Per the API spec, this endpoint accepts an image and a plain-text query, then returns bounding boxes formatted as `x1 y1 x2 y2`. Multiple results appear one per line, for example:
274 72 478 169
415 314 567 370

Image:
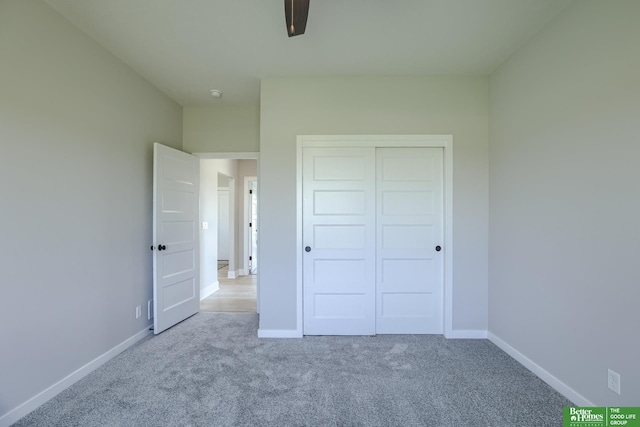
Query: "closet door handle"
158 244 167 251
305 246 311 252
435 246 441 252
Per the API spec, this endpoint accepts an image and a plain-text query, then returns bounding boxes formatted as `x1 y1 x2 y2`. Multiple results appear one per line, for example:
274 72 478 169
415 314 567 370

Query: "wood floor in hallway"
200 264 257 313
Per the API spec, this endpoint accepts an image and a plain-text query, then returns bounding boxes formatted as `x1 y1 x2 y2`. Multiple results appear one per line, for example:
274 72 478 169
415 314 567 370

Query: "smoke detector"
209 89 222 98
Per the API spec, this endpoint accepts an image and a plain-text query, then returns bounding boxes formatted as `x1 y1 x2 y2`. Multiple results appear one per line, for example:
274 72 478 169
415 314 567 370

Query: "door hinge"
249 256 252 261
249 189 253 194
249 222 252 227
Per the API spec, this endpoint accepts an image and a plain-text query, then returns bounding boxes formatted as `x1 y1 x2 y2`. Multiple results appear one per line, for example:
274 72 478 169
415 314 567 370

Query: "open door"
153 143 200 334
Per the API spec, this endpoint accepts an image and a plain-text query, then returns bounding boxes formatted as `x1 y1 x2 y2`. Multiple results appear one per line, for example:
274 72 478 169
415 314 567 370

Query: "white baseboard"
200 281 219 300
488 331 594 406
257 329 303 338
0 327 152 427
238 268 248 276
227 270 239 279
258 329 487 339
445 329 487 339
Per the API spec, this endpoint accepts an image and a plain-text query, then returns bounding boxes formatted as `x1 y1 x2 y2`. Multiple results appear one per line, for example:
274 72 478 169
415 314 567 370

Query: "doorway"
196 154 259 313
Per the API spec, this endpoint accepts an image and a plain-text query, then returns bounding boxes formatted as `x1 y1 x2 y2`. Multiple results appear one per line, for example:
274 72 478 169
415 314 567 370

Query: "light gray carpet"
14 313 570 426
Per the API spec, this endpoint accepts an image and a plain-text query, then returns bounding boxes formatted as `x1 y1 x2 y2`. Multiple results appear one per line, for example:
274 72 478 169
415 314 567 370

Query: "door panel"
382 225 432 249
313 294 369 318
314 259 366 286
381 293 434 317
153 143 200 334
313 191 366 215
381 259 435 292
303 147 376 335
162 278 196 310
376 148 443 334
313 155 368 180
381 156 433 181
382 191 433 216
314 225 366 249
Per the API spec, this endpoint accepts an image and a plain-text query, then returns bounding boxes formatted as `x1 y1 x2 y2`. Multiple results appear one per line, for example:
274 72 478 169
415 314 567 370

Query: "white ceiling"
44 0 573 108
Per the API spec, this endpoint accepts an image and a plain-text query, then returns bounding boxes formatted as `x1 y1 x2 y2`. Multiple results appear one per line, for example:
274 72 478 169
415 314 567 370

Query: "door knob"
305 246 311 252
435 246 441 252
158 244 167 251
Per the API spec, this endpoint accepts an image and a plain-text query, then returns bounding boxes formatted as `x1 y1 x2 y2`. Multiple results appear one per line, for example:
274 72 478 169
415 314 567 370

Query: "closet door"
302 147 376 335
376 148 444 334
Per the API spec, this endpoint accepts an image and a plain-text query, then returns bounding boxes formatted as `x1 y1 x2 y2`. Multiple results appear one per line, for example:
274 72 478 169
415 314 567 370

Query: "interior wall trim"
0 327 152 427
488 331 594 406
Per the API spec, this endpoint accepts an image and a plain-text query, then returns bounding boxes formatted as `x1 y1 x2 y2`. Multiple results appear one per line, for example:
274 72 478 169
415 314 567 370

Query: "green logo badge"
564 407 640 427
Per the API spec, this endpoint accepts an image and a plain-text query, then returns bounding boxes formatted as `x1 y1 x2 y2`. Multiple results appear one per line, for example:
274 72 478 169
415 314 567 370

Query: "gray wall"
183 106 260 153
489 0 640 405
259 76 489 333
0 0 182 418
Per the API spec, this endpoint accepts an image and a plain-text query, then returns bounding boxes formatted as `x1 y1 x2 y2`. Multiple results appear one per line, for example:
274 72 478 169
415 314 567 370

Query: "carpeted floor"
14 313 570 426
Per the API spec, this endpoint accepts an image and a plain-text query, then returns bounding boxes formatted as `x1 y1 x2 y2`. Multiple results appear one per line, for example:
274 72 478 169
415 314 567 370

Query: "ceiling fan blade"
284 0 310 37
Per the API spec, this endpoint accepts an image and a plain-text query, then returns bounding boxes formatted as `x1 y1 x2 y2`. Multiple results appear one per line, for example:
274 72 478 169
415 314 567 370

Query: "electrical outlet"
148 300 153 320
135 305 142 319
608 369 621 395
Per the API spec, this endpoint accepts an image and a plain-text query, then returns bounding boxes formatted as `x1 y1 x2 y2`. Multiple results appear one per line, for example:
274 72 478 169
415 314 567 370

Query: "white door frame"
244 176 258 276
296 135 454 337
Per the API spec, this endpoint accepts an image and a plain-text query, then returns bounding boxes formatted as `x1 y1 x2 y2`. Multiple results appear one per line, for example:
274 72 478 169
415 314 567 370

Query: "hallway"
200 265 257 313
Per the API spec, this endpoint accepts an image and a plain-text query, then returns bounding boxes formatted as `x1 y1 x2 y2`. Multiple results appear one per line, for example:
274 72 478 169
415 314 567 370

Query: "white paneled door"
303 145 444 335
303 147 376 335
153 143 200 334
376 148 443 334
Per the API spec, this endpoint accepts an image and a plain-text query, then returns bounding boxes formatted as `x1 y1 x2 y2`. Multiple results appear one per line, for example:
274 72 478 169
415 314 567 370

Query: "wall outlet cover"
608 369 621 395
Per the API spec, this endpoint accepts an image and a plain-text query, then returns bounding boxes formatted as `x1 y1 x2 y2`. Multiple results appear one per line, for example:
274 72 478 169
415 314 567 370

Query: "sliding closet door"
376 148 444 334
301 143 444 335
302 147 376 335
